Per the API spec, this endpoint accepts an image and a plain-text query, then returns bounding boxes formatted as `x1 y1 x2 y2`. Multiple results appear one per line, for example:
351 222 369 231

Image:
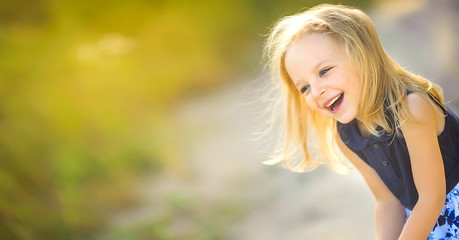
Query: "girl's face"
284 33 361 124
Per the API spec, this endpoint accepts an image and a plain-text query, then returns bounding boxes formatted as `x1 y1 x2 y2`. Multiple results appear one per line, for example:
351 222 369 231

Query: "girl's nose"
311 85 327 98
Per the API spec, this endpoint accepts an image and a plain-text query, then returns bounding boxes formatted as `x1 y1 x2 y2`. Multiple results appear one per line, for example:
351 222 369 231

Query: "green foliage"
0 0 375 239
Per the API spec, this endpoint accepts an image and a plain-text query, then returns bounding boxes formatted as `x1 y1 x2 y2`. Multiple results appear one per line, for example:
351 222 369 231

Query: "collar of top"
337 119 395 151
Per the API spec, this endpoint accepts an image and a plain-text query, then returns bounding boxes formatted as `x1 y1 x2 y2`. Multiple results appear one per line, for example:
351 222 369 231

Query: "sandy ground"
109 0 458 239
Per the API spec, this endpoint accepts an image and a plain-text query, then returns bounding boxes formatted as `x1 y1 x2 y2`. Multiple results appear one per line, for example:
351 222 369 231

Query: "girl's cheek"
305 96 318 112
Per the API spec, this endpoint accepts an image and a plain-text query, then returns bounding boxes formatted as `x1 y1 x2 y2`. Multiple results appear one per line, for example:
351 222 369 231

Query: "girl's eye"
300 85 310 94
319 67 332 77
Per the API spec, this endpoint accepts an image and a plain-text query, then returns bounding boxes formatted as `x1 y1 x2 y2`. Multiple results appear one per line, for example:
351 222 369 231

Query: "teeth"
326 94 342 108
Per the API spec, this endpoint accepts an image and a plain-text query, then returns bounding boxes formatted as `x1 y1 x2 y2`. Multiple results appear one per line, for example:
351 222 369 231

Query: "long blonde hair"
262 4 444 173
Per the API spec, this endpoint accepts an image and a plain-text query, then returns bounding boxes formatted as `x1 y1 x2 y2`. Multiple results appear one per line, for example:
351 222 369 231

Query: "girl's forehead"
285 33 343 69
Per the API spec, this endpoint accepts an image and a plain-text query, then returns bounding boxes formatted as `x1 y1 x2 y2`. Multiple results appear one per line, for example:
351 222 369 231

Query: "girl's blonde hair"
263 4 444 173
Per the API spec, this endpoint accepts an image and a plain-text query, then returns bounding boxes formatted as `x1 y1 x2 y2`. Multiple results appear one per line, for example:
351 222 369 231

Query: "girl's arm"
397 93 446 240
336 133 405 240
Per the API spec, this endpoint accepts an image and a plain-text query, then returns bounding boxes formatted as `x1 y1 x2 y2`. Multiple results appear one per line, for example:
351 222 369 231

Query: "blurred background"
0 0 457 239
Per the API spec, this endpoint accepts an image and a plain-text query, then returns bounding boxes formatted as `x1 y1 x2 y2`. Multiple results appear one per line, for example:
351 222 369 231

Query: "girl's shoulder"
403 92 445 136
405 92 435 118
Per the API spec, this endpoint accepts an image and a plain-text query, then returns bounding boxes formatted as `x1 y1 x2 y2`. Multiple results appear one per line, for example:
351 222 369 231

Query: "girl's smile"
324 93 343 112
284 33 362 124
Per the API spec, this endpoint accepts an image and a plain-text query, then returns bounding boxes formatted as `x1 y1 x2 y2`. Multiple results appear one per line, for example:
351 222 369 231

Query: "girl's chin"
334 113 356 124
336 118 353 124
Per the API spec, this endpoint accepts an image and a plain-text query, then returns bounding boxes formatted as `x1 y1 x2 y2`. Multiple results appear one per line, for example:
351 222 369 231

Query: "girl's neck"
356 120 371 137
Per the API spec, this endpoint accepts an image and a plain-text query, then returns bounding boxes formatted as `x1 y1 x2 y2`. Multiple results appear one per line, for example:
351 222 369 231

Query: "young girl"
263 4 459 240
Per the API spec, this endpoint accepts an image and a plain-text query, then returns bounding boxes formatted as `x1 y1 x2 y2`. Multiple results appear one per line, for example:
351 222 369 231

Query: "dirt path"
172 80 375 240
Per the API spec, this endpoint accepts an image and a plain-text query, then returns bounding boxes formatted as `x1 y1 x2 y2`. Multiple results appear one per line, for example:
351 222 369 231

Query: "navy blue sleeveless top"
337 103 459 210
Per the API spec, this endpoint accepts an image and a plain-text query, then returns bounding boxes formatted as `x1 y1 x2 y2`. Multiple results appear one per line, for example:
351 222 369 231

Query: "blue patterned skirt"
405 182 459 239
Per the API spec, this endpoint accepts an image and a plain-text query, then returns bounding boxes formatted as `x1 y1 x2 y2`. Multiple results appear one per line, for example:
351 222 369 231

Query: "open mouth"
325 94 343 112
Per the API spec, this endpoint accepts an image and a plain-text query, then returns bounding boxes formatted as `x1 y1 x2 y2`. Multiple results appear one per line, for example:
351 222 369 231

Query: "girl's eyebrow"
313 60 328 71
